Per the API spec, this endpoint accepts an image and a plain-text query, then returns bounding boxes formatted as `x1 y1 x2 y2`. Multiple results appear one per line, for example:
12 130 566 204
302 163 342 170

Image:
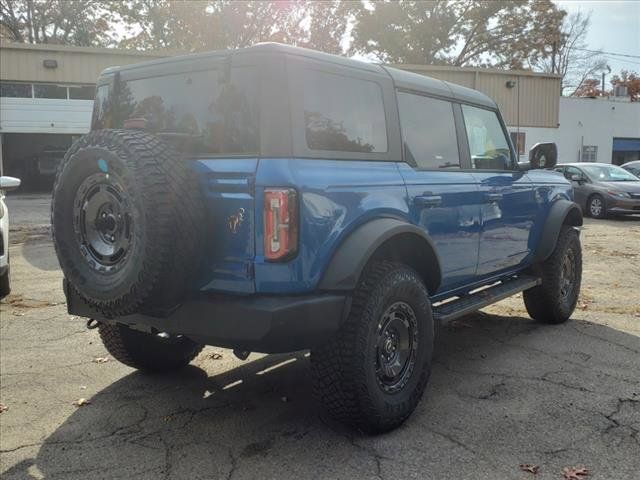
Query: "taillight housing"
263 188 298 261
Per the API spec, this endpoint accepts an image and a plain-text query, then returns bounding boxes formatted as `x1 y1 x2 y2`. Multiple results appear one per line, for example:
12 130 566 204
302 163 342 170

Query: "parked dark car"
53 43 583 433
622 160 640 179
555 163 640 218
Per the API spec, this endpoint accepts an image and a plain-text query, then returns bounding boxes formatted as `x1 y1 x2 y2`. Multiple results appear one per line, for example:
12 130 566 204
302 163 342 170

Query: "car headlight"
607 191 631 198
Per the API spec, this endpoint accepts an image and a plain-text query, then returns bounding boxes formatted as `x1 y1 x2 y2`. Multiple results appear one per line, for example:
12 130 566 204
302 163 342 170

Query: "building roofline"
391 63 562 79
0 40 166 57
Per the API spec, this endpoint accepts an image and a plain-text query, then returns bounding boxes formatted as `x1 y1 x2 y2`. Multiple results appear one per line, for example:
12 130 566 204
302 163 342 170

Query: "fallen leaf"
208 352 223 360
0 403 8 414
519 464 540 474
562 467 589 479
92 357 109 364
73 398 91 407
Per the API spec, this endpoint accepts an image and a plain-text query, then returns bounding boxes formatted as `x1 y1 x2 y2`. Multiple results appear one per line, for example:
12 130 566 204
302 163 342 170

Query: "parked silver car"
554 163 640 218
1 176 22 298
622 160 640 179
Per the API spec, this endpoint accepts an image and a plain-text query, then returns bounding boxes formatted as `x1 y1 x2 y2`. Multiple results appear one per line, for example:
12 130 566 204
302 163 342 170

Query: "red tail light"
263 188 298 261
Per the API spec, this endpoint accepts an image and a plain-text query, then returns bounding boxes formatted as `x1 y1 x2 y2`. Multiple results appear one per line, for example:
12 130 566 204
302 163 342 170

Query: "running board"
433 275 541 323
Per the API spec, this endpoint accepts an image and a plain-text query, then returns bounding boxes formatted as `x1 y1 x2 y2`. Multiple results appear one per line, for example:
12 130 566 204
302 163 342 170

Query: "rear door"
396 91 481 291
459 104 537 276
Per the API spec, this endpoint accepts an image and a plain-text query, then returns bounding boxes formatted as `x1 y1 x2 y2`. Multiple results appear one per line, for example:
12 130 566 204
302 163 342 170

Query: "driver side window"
461 105 513 170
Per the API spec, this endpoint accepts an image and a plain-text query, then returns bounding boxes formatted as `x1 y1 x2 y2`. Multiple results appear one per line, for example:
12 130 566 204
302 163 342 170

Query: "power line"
573 47 640 60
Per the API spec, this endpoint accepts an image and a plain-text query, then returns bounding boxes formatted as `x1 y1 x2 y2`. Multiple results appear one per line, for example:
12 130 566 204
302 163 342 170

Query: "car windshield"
580 164 639 182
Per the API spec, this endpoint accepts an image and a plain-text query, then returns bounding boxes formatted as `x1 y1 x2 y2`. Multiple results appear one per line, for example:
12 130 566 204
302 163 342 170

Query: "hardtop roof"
101 42 496 108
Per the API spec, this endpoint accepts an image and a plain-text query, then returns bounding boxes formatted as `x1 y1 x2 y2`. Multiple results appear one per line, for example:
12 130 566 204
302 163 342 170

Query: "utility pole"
601 65 611 96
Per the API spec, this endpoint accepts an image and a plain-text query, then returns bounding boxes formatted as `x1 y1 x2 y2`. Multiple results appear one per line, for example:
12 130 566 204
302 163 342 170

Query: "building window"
0 82 32 98
34 84 68 99
68 85 96 100
510 131 526 156
582 145 598 162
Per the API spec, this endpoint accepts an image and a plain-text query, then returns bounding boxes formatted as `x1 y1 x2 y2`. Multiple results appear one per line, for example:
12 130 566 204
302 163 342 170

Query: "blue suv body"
55 44 583 432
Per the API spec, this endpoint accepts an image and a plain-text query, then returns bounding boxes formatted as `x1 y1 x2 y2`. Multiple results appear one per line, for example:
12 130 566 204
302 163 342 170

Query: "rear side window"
303 70 387 153
95 67 259 155
397 92 459 169
461 105 512 170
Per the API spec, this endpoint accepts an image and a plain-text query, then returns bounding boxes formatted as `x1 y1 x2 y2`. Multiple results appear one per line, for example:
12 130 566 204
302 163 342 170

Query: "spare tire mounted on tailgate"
52 129 206 316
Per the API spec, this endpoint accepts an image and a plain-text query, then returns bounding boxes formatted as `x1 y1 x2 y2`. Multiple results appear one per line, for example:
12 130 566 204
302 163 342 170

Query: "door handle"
414 195 442 207
486 192 503 203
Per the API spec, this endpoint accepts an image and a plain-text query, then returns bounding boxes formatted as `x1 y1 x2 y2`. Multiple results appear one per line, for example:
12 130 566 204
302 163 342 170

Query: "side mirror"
0 176 21 192
570 174 584 183
528 142 557 169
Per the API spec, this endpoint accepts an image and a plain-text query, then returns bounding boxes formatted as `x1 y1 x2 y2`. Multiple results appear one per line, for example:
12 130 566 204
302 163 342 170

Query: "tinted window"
462 105 512 170
303 70 387 153
34 84 67 99
101 67 259 155
397 92 459 169
69 85 96 100
0 82 32 98
92 85 110 130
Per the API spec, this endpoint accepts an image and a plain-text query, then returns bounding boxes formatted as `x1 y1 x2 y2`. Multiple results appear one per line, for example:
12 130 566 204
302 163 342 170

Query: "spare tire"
52 129 206 316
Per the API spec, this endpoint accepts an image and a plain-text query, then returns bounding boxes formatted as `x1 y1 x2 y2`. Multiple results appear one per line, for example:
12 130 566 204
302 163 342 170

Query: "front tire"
98 323 203 372
312 261 434 433
587 194 606 218
523 226 582 324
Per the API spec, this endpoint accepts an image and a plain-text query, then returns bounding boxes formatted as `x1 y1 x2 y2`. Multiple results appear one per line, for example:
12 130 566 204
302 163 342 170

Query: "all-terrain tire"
98 323 203 372
523 226 582 324
51 129 207 316
312 261 434 434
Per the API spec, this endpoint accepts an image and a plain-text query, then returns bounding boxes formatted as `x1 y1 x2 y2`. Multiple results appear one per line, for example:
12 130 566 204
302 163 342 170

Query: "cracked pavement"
1 194 639 479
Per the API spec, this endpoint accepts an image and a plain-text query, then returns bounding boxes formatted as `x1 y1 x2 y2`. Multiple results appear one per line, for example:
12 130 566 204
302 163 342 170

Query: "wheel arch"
318 218 442 295
533 199 583 263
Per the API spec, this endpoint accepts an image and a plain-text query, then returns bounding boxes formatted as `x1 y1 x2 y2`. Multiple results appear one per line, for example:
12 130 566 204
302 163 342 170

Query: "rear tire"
312 261 434 433
98 323 203 372
0 265 10 299
523 226 582 324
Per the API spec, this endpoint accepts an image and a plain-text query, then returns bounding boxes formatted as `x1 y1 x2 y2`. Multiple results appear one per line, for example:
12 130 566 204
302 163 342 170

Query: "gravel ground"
1 194 639 480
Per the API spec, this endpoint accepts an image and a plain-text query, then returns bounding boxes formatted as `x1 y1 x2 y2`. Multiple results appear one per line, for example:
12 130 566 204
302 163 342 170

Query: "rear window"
93 67 259 155
303 70 387 153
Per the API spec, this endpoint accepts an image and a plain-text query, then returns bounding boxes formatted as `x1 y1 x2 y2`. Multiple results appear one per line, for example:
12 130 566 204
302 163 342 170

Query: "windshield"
580 164 639 182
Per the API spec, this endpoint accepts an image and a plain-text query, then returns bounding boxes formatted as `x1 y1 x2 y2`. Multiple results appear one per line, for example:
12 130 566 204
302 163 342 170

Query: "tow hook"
233 349 250 360
86 319 99 330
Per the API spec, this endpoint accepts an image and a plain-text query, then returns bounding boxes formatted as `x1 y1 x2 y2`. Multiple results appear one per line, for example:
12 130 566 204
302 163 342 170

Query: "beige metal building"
0 41 561 186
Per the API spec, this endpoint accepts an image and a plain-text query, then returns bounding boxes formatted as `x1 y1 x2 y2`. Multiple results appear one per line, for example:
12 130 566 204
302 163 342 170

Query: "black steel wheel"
524 225 582 324
312 261 434 434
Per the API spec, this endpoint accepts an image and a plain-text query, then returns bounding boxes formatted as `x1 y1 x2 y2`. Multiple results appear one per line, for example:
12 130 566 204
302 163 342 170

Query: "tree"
0 0 115 46
611 70 640 102
348 0 565 69
572 78 604 98
535 10 607 96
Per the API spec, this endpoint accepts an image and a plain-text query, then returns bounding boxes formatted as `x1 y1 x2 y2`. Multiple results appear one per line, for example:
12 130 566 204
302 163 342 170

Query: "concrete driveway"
1 195 639 479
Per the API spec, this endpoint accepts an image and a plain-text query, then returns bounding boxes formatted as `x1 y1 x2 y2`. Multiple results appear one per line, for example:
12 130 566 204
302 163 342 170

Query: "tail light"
263 188 298 261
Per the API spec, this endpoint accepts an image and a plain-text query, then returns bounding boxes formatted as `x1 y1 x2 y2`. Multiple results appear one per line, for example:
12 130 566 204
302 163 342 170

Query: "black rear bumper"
64 280 348 353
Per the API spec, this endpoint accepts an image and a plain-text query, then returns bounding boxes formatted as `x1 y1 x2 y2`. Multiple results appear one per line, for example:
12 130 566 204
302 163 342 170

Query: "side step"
433 275 541 323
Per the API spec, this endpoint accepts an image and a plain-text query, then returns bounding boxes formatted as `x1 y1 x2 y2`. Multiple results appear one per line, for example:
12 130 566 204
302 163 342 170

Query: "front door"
459 104 537 276
396 91 481 292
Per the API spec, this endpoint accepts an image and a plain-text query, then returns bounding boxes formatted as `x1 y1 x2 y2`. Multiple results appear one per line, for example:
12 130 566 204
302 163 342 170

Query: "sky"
554 0 640 75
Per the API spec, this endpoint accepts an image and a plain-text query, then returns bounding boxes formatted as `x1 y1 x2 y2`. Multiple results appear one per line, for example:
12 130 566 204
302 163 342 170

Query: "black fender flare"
533 199 583 263
318 218 442 293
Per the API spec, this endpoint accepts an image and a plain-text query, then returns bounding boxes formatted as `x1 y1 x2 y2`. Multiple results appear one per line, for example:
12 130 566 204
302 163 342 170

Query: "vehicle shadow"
3 312 639 480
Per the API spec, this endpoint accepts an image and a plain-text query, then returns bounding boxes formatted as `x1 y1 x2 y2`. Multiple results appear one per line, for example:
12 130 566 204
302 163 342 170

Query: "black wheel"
0 265 10 299
51 130 206 316
98 323 203 372
523 226 582 324
312 261 434 433
587 194 606 218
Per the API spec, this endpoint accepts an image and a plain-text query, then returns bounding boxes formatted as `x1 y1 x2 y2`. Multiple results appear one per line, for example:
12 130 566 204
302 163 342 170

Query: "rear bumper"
64 280 348 353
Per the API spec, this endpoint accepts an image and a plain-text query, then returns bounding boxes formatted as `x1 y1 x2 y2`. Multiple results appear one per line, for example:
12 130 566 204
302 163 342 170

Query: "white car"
1 176 21 298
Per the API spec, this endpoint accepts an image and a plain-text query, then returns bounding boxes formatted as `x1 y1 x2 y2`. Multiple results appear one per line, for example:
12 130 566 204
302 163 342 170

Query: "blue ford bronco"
52 43 583 433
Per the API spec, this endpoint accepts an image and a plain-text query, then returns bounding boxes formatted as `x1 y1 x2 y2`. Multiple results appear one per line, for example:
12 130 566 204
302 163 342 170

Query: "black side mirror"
528 142 557 169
